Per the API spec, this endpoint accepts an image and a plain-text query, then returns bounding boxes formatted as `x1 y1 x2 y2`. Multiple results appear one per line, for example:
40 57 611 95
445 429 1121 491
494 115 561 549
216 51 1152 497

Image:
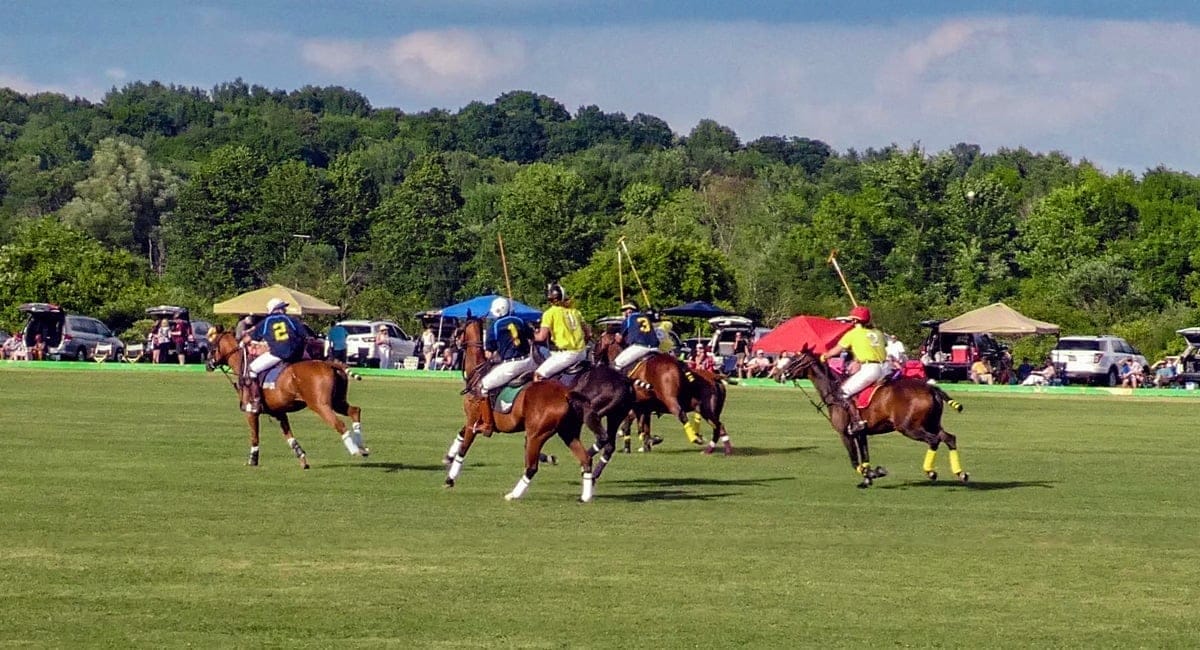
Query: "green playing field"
1 369 1197 647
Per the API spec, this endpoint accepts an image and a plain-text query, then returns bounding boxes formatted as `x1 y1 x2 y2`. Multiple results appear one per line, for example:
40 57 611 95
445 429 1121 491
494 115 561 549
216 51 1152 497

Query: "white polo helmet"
266 297 288 313
489 297 511 319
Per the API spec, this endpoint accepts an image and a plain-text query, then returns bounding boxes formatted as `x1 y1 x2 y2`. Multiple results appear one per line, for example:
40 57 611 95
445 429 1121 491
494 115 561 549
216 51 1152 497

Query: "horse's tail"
931 385 964 413
326 359 363 381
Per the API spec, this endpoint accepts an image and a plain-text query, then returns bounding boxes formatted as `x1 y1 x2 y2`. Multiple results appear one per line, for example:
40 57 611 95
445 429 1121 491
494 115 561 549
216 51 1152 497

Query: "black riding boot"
244 377 262 414
844 398 866 433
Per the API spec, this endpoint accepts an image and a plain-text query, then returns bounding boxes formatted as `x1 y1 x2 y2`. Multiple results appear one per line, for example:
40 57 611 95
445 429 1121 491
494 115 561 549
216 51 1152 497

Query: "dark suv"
918 320 1007 381
146 306 211 363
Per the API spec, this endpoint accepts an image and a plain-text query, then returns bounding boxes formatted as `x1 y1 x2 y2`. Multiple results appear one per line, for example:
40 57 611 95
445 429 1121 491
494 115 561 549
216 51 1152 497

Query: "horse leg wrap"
288 438 305 460
350 422 364 450
683 413 703 443
949 450 963 475
445 434 464 462
341 432 360 455
248 446 260 466
923 449 938 473
448 455 465 481
580 472 594 503
505 475 531 501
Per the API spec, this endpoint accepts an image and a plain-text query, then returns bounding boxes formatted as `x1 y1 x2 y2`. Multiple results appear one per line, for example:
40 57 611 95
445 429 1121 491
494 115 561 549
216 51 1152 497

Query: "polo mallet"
618 237 652 309
827 250 859 307
497 232 514 301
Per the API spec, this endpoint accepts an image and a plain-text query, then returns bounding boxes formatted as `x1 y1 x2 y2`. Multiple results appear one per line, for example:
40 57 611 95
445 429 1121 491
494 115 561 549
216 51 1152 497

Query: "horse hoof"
957 472 970 483
926 471 938 481
504 492 519 501
547 455 558 466
857 479 872 489
702 445 715 456
874 466 888 478
444 478 455 488
723 442 734 456
360 448 370 458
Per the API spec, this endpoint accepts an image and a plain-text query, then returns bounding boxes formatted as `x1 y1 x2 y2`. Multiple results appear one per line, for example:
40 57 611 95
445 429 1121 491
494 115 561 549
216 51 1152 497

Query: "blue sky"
4 1 1200 173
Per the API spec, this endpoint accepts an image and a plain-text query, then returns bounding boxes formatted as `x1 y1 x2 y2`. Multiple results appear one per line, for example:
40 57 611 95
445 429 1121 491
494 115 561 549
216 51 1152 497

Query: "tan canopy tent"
212 284 341 316
937 302 1059 336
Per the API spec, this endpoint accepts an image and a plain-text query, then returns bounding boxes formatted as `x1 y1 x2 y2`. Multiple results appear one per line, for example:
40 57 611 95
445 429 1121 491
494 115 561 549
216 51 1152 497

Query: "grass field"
2 369 1199 648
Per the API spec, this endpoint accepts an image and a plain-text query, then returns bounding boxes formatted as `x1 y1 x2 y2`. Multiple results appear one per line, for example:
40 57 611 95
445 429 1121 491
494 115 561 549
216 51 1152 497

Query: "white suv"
336 320 416 367
1050 335 1148 386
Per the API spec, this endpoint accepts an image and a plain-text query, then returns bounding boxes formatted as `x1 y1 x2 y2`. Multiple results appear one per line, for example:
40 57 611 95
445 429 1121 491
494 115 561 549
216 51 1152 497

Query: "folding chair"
93 343 114 363
123 343 145 363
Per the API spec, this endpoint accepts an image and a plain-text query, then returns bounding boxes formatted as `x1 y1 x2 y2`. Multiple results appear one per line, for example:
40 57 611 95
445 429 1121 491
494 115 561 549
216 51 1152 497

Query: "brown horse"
780 346 966 488
594 331 733 455
207 329 367 468
442 316 597 502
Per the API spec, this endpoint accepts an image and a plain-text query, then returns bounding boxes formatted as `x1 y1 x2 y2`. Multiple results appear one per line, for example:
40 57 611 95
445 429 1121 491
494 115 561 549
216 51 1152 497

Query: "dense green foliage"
3 81 1200 358
4 369 1200 646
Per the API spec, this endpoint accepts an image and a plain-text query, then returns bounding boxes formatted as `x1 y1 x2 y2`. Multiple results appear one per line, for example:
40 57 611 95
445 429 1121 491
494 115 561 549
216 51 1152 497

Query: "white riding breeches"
536 348 587 379
841 362 886 398
613 345 658 372
482 356 537 392
249 351 282 377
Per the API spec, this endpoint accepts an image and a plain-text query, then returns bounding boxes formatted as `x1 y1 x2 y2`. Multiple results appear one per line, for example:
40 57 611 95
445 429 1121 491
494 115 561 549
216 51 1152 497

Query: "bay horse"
207 328 367 468
441 316 600 502
593 331 733 455
780 346 966 488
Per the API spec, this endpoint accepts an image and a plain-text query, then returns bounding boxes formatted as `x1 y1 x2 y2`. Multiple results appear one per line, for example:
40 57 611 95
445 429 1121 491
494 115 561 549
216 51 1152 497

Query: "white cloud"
105 68 127 81
301 29 527 94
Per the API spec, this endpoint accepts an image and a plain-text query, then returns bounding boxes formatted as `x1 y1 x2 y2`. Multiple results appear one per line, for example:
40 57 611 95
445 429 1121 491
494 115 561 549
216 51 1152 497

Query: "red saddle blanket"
854 384 880 410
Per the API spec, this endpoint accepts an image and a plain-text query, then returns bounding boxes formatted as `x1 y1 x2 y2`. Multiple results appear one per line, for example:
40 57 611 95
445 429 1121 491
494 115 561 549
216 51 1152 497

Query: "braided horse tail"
930 384 963 413
326 359 363 381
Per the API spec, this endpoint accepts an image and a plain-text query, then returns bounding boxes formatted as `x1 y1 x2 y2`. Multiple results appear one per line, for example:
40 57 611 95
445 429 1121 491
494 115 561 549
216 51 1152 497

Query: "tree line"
2 79 1200 361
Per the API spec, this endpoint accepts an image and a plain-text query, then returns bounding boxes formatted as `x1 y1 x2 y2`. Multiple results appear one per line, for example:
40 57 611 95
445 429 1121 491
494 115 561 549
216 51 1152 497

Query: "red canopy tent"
753 316 853 355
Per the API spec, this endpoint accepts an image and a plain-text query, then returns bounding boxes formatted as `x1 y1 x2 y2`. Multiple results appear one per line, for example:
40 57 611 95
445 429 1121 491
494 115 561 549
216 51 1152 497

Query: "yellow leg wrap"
856 462 872 475
949 450 963 475
683 412 702 443
923 449 937 473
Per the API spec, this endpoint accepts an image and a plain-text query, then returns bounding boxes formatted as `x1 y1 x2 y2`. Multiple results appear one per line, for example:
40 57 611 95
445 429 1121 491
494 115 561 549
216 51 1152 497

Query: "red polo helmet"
849 305 871 323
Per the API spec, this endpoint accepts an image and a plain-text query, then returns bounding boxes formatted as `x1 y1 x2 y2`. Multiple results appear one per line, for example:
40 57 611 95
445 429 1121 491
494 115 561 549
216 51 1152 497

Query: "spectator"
376 325 393 369
1121 357 1144 388
769 351 793 380
1021 358 1057 386
2 332 24 360
689 343 715 372
30 332 46 361
732 332 749 374
745 349 772 378
327 322 348 363
970 358 994 385
151 318 170 363
440 344 457 371
1152 358 1179 388
1016 357 1033 382
420 325 437 370
885 333 907 367
170 313 191 365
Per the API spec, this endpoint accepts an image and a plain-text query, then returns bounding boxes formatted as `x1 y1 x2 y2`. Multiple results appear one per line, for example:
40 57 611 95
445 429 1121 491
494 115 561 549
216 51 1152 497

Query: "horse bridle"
783 353 839 423
206 332 245 392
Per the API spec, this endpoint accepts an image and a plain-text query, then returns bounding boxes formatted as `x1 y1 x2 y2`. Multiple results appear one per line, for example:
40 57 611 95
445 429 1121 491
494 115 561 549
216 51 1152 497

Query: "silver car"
19 303 126 361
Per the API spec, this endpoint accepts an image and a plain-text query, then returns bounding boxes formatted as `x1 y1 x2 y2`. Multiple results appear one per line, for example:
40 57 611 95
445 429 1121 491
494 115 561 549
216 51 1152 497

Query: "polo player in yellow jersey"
821 304 887 433
533 283 589 381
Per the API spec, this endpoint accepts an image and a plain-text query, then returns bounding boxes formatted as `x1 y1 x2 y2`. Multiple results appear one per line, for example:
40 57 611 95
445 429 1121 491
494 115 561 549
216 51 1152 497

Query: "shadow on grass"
607 475 794 489
599 490 741 503
876 479 1057 491
316 461 452 473
649 445 816 456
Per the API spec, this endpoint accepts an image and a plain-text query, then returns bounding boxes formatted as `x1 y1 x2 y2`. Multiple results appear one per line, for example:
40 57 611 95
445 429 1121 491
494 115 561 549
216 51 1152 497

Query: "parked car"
1049 335 1148 386
335 320 416 367
19 302 125 361
1175 328 1200 385
145 305 211 363
918 320 1007 381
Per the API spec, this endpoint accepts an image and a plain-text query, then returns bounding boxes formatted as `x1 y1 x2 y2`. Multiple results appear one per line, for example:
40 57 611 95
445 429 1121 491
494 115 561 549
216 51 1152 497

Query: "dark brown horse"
442 316 597 502
207 329 366 468
593 331 733 455
780 347 966 488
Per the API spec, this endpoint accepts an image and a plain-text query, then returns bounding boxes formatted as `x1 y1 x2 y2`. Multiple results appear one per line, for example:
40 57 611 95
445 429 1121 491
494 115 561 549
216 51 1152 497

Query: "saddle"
492 382 527 414
851 375 893 409
549 360 591 388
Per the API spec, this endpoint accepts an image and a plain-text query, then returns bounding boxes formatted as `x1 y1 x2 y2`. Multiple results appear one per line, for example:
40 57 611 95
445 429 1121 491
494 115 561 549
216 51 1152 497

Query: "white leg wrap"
448 455 465 481
341 432 360 455
505 476 531 501
446 435 463 459
581 472 594 502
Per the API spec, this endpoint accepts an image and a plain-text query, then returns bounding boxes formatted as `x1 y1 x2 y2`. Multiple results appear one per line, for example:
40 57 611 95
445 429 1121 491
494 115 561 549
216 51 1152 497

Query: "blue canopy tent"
436 295 542 322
